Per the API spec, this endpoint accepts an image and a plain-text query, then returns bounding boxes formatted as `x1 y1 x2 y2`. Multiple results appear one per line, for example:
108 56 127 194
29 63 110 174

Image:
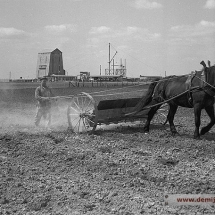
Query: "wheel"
152 104 169 125
67 92 98 133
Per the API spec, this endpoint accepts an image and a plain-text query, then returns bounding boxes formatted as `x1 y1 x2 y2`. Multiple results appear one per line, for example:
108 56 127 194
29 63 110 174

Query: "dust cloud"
0 100 70 134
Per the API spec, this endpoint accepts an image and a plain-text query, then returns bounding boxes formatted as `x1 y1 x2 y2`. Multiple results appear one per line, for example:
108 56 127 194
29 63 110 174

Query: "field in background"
0 82 149 103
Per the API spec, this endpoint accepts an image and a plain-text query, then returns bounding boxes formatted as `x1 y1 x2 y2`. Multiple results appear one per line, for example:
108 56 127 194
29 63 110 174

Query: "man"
35 77 54 127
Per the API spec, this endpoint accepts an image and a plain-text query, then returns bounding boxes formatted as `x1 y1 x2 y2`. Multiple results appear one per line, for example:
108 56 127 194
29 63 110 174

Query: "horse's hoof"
172 132 179 137
200 130 207 135
143 128 149 133
194 136 201 140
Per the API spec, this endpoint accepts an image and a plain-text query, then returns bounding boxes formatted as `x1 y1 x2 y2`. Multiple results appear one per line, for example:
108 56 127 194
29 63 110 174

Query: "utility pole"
109 43 111 75
113 59 114 75
100 65 101 75
108 43 117 76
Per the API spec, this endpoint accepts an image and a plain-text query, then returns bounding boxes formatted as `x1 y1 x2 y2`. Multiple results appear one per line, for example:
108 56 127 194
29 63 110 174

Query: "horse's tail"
125 80 159 116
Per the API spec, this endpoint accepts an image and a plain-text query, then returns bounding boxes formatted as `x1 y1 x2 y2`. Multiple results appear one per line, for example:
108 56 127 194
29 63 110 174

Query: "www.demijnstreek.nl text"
164 194 215 206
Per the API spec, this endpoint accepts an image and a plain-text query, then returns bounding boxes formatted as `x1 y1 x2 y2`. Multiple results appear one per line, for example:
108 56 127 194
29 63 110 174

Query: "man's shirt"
35 86 53 108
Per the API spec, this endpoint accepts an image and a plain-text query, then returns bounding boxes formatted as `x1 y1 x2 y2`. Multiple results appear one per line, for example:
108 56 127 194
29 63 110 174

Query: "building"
140 75 162 82
47 74 77 82
36 48 65 78
90 75 123 82
105 59 127 78
80 71 90 81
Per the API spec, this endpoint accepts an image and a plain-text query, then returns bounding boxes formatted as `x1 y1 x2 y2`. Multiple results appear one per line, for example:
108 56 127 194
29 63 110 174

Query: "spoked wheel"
152 104 169 125
67 92 98 134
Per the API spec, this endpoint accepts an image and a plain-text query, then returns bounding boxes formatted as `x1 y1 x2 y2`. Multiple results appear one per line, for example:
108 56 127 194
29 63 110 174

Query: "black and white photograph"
0 0 215 214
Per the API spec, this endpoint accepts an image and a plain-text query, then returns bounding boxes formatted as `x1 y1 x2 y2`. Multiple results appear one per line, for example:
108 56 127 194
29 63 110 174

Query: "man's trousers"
35 106 51 127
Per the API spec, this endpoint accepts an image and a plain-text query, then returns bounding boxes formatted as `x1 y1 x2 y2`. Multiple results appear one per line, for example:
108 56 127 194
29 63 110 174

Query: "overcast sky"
0 0 215 79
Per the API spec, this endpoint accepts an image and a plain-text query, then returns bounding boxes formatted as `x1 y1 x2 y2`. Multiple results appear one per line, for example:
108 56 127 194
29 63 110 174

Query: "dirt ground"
0 87 215 215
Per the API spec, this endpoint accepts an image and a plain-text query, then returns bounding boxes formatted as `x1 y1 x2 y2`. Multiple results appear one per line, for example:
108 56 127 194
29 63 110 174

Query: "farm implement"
67 91 168 134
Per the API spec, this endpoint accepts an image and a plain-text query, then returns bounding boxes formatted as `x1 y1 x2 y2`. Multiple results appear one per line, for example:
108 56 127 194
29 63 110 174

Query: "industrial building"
36 48 65 78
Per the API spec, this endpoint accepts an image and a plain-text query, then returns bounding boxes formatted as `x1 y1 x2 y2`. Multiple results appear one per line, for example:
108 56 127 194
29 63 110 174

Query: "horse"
129 61 215 139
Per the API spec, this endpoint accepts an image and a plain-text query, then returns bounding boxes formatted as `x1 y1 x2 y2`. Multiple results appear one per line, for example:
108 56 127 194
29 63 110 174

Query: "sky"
0 0 215 79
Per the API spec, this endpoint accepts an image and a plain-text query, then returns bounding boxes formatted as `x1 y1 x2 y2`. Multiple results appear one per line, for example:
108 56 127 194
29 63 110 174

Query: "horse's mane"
161 75 186 82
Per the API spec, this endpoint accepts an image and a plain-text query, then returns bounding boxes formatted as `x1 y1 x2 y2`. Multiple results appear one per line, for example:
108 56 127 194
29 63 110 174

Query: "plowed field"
0 85 215 215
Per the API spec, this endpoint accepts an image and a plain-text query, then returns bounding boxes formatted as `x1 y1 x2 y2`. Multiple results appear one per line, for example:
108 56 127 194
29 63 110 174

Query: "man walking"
35 77 54 128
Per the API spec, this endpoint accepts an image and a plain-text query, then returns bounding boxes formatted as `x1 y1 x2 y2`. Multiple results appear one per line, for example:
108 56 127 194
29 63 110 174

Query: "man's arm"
35 87 41 101
35 87 49 101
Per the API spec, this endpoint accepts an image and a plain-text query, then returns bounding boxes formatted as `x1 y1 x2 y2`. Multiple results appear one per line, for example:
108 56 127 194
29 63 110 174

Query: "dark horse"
130 61 215 139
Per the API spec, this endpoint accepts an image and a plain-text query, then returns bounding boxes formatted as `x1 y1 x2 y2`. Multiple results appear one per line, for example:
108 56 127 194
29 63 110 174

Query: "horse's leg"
200 105 215 135
168 104 178 136
193 104 202 139
143 105 161 133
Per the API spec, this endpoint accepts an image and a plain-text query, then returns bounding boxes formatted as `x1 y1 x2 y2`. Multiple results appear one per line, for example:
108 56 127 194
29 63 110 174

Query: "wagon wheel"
67 92 98 133
152 104 169 125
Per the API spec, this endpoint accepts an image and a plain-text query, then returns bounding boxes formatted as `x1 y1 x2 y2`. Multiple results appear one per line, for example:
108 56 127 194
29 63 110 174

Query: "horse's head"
201 60 215 87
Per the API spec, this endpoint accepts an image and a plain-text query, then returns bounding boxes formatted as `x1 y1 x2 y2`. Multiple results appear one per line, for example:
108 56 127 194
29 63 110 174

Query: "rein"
195 76 215 91
125 86 201 116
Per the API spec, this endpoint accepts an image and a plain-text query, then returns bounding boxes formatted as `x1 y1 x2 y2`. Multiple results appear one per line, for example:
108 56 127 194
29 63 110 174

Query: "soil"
0 86 215 215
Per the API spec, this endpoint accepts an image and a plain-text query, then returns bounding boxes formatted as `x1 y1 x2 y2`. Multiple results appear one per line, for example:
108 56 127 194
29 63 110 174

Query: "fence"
0 79 10 83
68 80 143 88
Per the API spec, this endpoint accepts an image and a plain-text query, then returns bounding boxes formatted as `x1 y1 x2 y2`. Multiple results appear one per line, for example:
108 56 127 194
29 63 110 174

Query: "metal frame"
67 92 170 133
67 92 98 133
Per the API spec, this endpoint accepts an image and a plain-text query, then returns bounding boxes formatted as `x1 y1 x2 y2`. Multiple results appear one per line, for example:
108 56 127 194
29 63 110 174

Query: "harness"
152 76 177 103
185 71 196 107
151 72 205 108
